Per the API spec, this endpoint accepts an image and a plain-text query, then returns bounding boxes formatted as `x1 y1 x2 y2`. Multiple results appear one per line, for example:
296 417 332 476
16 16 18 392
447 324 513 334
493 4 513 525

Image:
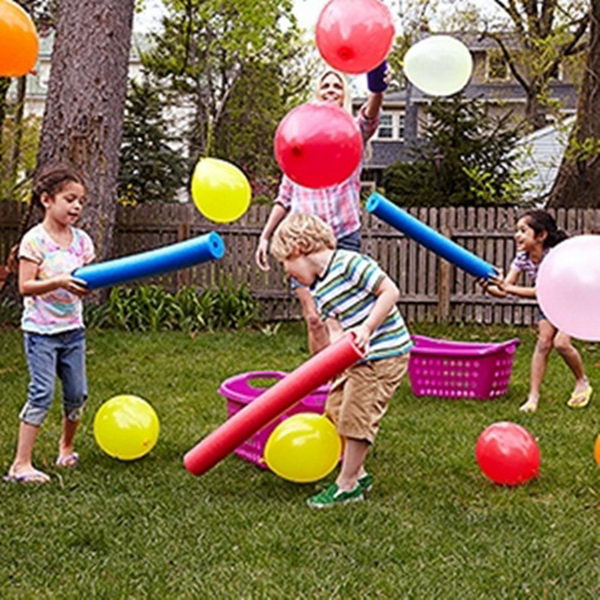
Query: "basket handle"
242 371 287 388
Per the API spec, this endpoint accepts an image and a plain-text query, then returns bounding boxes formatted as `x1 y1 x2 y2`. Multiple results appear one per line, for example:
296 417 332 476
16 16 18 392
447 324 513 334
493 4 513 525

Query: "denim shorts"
20 328 88 426
290 230 361 290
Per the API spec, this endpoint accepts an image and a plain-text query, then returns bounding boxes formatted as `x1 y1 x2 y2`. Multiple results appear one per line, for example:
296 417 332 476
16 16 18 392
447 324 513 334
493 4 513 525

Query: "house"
355 33 578 186
512 116 574 202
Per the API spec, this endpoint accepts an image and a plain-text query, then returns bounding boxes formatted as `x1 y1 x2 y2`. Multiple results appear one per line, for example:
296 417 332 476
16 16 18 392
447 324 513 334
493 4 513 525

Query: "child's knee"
535 335 554 354
553 336 572 354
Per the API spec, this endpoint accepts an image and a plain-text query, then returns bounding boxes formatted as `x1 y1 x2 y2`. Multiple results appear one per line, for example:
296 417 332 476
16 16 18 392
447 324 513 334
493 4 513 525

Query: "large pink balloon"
536 235 600 341
475 422 540 486
316 0 395 74
274 102 363 189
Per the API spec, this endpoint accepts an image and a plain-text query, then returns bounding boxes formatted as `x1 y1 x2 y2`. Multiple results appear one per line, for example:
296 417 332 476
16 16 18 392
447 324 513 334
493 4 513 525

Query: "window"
376 111 405 141
487 51 509 81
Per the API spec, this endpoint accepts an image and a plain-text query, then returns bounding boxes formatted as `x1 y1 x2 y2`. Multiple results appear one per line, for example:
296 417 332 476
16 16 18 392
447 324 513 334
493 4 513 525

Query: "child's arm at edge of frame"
350 275 400 350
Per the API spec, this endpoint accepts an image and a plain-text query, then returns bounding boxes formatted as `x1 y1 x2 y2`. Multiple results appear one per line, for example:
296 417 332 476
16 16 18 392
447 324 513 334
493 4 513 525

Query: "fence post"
176 222 191 290
436 211 451 322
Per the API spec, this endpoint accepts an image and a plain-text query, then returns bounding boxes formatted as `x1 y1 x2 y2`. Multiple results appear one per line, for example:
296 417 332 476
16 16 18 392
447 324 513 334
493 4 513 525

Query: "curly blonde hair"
270 213 336 261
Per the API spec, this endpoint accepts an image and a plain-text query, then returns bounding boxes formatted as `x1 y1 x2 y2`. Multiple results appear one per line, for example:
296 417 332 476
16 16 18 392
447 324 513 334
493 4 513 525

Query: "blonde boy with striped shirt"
270 213 412 508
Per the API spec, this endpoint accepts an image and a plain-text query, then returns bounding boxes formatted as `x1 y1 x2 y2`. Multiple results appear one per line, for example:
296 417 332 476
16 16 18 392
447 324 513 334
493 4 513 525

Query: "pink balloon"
274 102 363 189
316 0 395 74
475 422 540 486
536 235 600 341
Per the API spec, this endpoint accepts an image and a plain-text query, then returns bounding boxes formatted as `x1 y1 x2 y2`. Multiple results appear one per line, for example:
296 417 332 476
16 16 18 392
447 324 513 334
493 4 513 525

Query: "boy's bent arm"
352 276 400 349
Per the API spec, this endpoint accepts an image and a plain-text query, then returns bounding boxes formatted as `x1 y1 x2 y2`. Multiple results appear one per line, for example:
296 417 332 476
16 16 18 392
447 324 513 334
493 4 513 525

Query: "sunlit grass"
1 322 598 598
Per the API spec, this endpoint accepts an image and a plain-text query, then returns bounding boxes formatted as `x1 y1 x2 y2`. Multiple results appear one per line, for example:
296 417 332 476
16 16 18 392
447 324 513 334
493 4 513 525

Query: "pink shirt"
275 106 379 239
20 224 95 334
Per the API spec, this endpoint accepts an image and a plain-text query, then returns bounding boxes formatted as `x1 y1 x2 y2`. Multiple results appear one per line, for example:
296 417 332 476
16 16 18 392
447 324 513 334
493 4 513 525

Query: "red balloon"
274 102 363 189
316 0 395 74
475 422 540 486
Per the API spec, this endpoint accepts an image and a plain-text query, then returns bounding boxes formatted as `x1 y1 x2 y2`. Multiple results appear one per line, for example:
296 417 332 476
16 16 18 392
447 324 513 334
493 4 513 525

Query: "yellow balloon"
594 435 600 466
264 413 342 483
403 35 473 96
93 395 160 461
191 157 251 223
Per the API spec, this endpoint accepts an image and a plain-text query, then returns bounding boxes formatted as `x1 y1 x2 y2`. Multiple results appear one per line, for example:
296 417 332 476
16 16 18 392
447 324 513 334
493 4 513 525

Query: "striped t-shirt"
311 250 413 361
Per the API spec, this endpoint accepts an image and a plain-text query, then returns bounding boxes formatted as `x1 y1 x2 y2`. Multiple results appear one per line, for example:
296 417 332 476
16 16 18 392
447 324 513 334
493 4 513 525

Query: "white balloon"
404 35 473 96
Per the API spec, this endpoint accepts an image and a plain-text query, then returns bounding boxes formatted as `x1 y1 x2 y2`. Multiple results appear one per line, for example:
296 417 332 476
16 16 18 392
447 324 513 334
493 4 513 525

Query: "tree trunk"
37 0 135 259
547 4 600 208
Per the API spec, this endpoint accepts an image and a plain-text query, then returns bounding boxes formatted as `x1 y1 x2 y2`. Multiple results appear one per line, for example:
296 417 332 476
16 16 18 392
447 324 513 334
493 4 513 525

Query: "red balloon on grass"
475 422 540 486
316 0 395 74
274 102 363 189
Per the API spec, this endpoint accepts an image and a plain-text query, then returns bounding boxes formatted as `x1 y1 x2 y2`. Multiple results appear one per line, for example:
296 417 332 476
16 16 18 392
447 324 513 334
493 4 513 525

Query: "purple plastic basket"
218 371 330 469
408 335 521 400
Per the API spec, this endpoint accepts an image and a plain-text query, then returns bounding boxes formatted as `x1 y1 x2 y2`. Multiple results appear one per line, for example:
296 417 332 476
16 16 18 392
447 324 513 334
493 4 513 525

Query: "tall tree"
37 0 135 259
118 78 187 203
143 0 311 192
547 1 600 208
474 0 589 130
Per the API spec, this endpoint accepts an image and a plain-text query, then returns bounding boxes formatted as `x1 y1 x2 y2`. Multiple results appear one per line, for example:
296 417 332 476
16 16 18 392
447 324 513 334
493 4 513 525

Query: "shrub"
84 281 258 332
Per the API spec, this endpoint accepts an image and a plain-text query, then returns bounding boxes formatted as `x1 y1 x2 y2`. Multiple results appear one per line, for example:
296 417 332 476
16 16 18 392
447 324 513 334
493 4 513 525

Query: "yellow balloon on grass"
403 35 473 96
191 157 251 223
264 413 342 483
93 395 160 461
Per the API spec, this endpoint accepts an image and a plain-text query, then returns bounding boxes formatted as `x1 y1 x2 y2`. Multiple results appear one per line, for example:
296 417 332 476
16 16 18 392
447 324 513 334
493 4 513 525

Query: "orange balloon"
0 0 39 77
594 435 600 466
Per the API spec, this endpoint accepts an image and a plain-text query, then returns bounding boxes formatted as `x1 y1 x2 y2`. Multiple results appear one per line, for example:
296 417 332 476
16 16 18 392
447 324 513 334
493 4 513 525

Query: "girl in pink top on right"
483 209 592 413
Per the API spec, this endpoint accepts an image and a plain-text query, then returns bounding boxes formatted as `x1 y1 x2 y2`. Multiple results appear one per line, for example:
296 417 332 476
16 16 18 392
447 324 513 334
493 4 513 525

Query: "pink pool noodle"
183 334 364 476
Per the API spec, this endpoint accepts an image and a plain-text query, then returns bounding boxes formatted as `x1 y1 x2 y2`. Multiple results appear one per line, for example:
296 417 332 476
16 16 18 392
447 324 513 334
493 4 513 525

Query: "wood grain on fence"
2 201 599 324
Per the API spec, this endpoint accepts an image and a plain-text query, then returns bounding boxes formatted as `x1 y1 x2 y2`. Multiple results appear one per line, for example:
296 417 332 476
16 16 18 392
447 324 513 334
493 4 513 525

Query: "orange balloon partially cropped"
594 435 600 466
0 0 39 77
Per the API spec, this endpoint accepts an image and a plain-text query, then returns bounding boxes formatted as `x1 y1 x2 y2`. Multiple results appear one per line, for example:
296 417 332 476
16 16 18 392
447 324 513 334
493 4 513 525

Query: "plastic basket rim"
410 334 521 358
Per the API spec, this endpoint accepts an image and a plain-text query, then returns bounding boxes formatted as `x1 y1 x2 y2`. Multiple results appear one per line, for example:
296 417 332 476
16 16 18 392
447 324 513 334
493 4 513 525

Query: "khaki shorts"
325 353 410 444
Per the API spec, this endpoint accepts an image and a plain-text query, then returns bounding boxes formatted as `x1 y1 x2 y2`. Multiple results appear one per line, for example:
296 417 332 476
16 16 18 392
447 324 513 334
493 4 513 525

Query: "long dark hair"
519 209 568 248
6 163 86 274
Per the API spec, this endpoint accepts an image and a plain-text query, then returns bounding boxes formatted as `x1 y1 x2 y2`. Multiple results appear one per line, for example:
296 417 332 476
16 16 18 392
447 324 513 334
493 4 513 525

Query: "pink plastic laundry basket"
408 335 521 400
218 371 330 469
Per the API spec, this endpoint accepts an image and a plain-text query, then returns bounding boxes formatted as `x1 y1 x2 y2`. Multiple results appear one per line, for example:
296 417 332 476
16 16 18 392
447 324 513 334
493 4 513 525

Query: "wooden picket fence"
2 200 599 324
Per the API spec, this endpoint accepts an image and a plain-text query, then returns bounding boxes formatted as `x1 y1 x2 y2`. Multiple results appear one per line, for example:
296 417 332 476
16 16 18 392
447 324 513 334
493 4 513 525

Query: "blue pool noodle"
365 193 497 279
73 232 226 290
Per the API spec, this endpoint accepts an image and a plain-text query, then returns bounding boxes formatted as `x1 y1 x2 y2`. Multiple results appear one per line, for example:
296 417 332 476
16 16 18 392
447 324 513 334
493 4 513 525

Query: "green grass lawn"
1 322 598 599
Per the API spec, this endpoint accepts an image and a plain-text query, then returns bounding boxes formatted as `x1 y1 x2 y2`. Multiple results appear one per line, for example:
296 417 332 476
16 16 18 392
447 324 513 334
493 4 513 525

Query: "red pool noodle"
183 334 364 476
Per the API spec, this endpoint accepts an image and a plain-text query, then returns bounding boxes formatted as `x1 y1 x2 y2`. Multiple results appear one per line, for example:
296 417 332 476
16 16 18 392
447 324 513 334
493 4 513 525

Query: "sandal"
519 398 538 413
3 468 50 484
567 386 592 409
55 452 79 468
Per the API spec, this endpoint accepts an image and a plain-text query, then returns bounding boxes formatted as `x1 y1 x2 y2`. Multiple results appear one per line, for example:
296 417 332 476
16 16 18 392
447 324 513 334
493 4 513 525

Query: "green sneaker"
358 473 373 493
306 483 364 509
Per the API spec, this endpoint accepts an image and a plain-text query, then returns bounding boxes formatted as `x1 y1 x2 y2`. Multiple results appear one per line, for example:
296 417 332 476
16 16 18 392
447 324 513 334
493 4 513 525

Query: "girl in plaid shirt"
256 63 389 354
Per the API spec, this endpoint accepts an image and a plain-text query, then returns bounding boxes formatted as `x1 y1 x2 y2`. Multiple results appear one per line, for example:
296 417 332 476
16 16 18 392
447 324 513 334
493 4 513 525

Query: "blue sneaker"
306 483 364 508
